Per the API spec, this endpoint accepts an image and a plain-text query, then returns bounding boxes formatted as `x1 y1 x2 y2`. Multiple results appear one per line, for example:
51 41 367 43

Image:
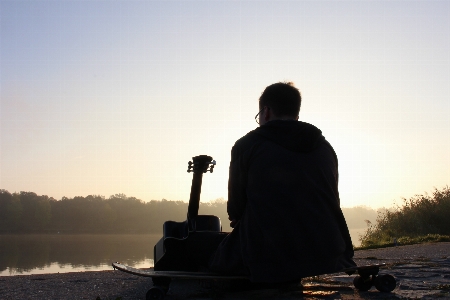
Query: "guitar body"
153 155 228 272
154 229 228 271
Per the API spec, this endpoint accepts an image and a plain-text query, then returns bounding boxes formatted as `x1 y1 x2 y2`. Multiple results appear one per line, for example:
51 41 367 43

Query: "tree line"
0 189 380 235
0 190 231 234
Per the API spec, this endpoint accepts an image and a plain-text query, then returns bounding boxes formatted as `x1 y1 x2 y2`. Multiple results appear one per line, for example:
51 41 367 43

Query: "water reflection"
0 234 160 276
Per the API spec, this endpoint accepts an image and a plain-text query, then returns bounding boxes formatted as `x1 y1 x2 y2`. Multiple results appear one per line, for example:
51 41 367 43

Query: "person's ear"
264 107 271 122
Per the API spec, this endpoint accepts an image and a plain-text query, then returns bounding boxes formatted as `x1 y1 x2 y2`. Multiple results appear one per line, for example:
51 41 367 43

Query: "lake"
0 234 161 276
0 229 364 276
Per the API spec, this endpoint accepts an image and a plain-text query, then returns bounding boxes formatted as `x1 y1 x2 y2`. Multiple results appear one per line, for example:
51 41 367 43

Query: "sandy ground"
1 242 449 299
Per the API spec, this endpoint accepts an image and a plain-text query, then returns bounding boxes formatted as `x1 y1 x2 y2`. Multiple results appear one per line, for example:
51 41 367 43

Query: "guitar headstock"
187 155 216 173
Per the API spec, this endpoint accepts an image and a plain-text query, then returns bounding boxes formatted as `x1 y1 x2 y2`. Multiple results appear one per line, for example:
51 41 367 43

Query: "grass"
355 234 450 250
356 186 450 250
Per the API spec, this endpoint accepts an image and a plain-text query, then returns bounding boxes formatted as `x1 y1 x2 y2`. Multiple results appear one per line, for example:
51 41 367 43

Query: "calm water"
0 234 161 276
1 229 364 277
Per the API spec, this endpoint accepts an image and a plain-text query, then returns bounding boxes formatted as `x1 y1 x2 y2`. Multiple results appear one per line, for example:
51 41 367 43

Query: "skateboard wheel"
353 275 373 291
374 274 396 292
146 286 165 300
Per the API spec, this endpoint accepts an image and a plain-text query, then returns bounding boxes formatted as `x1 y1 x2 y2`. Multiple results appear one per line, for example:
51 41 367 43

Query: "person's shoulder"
232 129 264 152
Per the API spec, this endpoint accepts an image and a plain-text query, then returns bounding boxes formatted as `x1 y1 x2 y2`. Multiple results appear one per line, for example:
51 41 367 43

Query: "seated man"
209 82 356 283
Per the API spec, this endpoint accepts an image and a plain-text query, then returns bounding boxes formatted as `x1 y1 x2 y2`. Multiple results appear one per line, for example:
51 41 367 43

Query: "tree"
0 190 23 232
34 197 51 230
7 194 23 232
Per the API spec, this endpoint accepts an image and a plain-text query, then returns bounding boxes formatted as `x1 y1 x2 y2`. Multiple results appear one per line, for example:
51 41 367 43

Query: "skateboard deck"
112 262 248 280
112 261 386 279
112 261 395 299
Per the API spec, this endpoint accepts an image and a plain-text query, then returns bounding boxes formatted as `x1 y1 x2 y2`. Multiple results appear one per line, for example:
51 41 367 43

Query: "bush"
359 186 450 248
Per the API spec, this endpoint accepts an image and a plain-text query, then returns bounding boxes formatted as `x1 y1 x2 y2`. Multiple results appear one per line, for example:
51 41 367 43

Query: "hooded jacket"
209 120 355 282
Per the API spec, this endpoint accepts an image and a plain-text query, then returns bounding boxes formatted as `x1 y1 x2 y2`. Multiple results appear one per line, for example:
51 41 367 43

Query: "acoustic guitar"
153 155 228 272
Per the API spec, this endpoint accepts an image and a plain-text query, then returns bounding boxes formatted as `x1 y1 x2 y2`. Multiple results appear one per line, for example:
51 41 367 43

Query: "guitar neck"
187 171 203 221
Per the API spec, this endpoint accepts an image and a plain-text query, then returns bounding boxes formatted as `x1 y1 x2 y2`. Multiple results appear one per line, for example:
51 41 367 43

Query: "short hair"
259 82 301 118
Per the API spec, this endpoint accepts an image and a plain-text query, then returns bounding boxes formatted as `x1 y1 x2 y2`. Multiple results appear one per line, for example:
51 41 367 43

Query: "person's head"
257 82 301 126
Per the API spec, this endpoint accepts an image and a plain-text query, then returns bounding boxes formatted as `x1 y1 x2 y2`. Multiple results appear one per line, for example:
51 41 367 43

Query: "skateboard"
112 262 396 299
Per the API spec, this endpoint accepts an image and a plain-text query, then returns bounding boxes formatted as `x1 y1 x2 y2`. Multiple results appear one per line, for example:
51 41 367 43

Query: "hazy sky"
1 0 449 209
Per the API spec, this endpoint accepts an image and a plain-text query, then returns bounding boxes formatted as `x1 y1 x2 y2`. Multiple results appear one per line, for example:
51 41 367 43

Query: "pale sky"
1 0 449 209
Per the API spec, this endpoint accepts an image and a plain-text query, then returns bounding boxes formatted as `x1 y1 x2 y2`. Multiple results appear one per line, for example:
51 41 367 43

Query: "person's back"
209 82 355 283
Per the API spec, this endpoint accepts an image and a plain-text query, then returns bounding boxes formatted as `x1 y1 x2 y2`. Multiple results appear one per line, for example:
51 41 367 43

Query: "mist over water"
0 234 159 276
0 206 376 276
0 229 368 276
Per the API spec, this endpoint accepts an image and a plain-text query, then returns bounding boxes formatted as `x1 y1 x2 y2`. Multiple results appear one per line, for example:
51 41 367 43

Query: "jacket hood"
253 120 324 152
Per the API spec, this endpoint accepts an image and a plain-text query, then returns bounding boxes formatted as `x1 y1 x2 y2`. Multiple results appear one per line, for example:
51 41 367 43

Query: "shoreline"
1 242 449 299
